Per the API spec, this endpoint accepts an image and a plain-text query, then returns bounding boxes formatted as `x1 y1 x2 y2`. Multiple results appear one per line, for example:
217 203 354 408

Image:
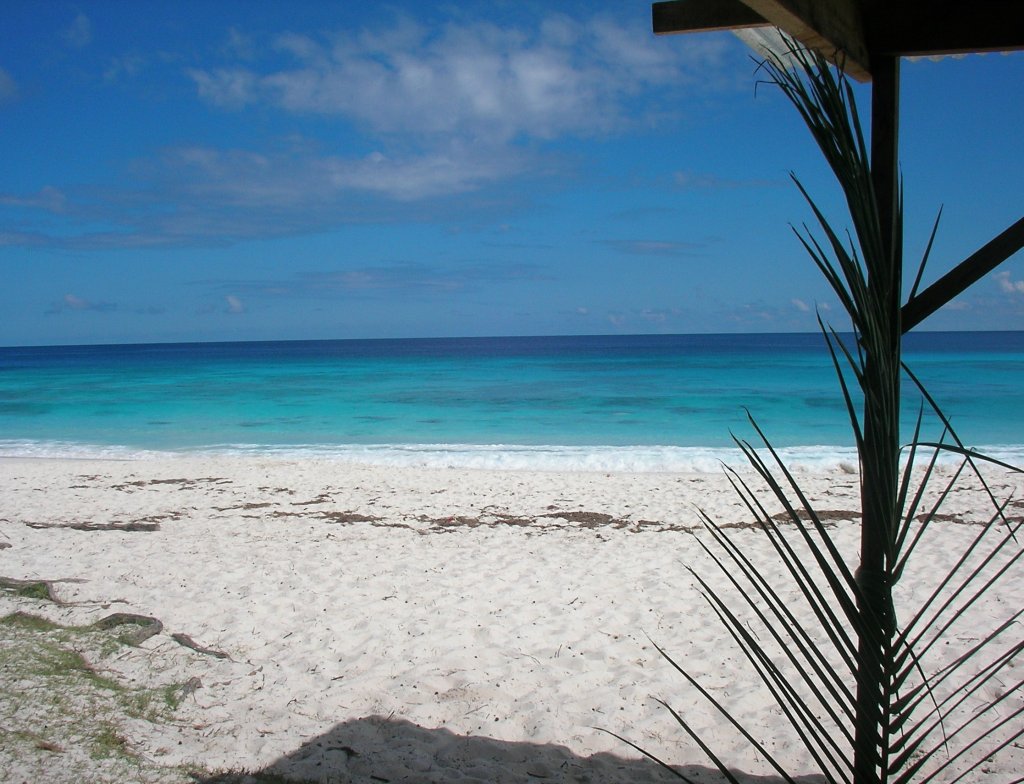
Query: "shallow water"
2 332 1022 471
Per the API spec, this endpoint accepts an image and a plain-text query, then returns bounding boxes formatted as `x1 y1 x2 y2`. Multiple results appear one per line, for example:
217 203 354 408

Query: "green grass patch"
15 582 53 600
0 578 57 602
0 609 62 632
91 722 132 761
0 609 314 782
0 611 195 782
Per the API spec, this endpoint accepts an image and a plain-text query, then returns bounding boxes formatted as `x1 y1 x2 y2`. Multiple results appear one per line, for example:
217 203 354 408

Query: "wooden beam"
652 0 871 80
653 0 1024 80
738 0 870 81
867 1 1024 57
652 0 766 35
901 217 1024 333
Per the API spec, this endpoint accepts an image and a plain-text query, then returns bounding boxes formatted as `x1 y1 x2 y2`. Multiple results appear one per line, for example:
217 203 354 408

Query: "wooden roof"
653 0 1024 81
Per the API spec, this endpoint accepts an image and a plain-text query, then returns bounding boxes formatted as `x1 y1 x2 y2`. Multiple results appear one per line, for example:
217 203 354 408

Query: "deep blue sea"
1 332 1023 472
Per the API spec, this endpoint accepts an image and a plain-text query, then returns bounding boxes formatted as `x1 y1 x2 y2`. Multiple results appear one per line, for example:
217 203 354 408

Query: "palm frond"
624 36 1023 784
907 207 944 303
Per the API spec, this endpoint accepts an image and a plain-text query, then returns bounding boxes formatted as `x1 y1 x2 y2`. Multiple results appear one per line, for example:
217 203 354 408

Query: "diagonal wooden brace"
901 216 1024 333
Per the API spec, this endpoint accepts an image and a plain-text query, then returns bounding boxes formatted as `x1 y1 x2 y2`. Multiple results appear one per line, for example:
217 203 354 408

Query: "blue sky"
2 1 1023 346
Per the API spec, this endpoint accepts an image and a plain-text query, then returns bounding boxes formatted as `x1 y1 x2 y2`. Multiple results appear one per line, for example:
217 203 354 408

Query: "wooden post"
871 55 901 277
853 53 901 784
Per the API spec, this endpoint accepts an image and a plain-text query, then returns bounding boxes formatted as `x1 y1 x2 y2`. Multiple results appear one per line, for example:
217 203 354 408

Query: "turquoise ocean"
1 332 1023 472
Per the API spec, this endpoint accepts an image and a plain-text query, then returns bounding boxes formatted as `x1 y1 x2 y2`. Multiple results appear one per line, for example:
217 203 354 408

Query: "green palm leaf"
624 38 1023 784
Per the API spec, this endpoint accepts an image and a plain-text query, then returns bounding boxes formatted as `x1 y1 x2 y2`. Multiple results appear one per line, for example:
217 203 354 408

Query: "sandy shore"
1 456 1022 783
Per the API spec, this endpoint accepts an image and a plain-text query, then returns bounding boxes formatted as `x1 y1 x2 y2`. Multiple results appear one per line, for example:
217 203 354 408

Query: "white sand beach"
2 456 1022 783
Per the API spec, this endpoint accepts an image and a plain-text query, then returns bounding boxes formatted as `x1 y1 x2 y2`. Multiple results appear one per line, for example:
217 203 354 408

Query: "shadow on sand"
194 714 827 784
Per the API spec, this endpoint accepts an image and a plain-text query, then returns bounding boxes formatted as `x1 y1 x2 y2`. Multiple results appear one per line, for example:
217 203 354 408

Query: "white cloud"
0 231 44 246
791 298 810 312
328 147 531 200
0 186 66 212
198 262 547 305
641 308 678 324
0 139 540 249
603 239 702 256
154 141 531 207
189 68 258 110
62 12 92 48
104 54 144 83
188 12 727 143
600 307 685 329
4 9 739 250
674 170 778 189
47 293 116 314
996 270 1024 294
223 27 257 60
0 67 17 104
64 294 90 310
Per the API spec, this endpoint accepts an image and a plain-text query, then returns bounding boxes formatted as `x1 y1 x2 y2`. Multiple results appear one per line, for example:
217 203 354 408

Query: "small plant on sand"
1 607 311 783
0 576 59 602
617 44 1024 784
0 610 194 781
92 723 133 761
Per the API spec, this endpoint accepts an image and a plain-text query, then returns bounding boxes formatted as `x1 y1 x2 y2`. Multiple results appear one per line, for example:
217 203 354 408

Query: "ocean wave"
6 438 1019 474
0 440 172 462
210 442 769 473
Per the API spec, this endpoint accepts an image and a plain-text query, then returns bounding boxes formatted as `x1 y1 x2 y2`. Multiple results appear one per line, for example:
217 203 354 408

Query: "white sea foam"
0 439 832 473
6 438 1017 474
217 442 762 473
0 439 171 462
